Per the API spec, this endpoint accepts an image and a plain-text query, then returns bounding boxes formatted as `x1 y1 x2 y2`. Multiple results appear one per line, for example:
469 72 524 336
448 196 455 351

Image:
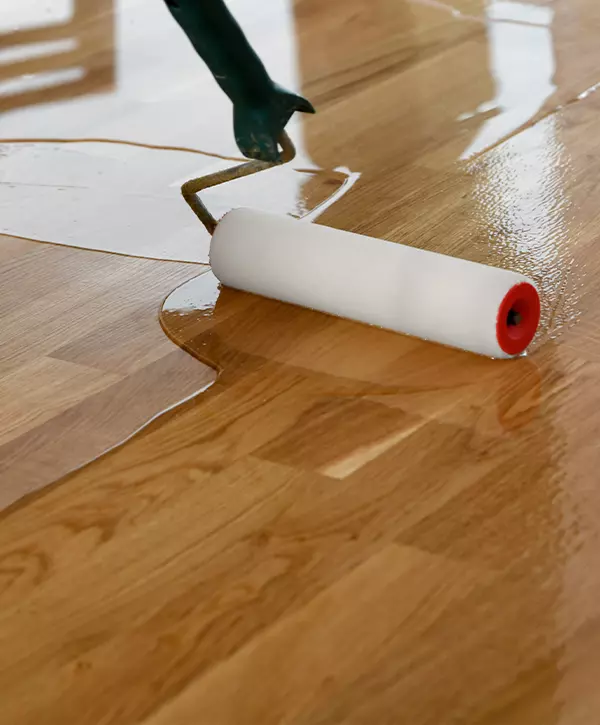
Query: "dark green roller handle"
163 0 315 161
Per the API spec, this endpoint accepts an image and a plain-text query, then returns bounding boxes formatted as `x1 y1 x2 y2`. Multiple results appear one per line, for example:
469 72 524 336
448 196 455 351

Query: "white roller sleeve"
210 208 541 359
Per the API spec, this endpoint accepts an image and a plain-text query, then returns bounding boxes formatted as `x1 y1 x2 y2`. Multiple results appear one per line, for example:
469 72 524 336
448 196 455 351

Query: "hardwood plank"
143 543 561 725
0 356 121 447
0 348 215 508
0 241 214 507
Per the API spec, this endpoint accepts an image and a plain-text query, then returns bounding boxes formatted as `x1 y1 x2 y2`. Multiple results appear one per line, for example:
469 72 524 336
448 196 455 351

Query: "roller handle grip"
163 0 315 161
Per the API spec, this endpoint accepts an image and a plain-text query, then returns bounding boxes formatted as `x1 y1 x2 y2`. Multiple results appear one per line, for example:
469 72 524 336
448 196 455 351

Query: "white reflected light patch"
460 0 556 159
0 68 85 98
0 0 74 33
0 38 78 66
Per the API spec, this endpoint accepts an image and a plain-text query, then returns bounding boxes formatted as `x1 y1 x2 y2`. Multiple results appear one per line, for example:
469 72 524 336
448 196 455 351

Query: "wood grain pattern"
0 238 215 506
3 0 600 723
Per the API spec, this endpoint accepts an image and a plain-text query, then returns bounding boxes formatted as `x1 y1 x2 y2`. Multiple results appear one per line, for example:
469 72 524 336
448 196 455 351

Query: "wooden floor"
2 0 600 722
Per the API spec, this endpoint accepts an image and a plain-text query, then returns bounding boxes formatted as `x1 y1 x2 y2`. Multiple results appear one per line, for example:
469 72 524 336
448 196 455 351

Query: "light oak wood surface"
2 0 600 723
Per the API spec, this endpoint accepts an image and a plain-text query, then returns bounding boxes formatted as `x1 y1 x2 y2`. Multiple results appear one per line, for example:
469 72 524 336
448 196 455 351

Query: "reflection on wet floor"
459 0 556 158
0 0 76 33
0 139 359 263
0 0 115 114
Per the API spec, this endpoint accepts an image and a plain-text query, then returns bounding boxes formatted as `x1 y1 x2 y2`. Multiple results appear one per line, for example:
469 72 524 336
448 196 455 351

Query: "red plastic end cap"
496 282 541 356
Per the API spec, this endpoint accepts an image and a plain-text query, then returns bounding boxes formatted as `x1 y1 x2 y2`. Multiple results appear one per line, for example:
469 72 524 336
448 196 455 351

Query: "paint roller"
211 209 541 359
181 132 540 359
168 0 540 359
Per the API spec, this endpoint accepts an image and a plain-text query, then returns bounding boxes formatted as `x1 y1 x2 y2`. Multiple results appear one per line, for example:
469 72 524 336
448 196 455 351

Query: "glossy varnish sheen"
0 237 215 507
3 0 600 723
